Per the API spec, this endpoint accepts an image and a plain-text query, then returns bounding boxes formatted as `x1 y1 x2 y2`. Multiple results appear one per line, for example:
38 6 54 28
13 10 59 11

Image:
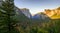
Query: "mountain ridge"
32 7 60 19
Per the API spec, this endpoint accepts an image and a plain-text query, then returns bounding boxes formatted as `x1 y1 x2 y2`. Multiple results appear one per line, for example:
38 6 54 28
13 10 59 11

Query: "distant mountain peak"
32 7 60 19
20 8 32 18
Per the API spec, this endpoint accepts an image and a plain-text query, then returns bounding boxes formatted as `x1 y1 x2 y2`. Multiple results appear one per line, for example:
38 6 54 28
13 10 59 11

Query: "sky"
14 0 60 14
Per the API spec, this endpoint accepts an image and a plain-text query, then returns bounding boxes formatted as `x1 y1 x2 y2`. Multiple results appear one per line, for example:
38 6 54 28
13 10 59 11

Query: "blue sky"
14 0 60 14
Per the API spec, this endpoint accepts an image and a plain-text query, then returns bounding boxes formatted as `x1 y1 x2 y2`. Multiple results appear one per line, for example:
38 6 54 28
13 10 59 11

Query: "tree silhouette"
0 0 20 33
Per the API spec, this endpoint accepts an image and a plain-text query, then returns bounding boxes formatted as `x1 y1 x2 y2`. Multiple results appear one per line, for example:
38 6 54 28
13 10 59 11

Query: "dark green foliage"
30 27 38 33
0 0 20 33
14 17 60 33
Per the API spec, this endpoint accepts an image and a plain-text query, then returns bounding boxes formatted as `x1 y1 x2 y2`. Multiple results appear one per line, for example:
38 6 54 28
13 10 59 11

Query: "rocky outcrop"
20 8 32 18
14 7 32 18
32 12 50 22
32 7 60 20
44 7 60 17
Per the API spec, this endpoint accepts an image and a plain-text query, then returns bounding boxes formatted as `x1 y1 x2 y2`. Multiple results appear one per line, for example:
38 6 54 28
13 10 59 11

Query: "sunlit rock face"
20 8 32 18
44 9 55 17
55 7 60 14
32 7 60 20
44 7 60 17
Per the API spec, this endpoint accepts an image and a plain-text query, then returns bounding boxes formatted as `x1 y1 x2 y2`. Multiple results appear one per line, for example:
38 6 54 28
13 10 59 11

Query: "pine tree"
0 0 20 33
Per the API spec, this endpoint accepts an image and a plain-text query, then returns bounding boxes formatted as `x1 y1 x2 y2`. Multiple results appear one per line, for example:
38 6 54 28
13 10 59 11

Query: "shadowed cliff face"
32 12 50 19
32 12 51 23
14 7 32 19
20 8 32 18
14 7 31 21
14 7 32 30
